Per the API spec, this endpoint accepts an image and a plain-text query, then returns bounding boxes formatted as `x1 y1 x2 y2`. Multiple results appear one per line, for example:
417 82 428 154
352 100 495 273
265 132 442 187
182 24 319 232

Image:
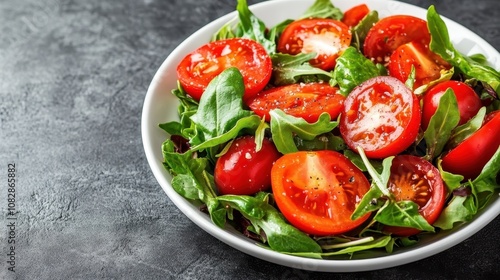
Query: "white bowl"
142 0 500 272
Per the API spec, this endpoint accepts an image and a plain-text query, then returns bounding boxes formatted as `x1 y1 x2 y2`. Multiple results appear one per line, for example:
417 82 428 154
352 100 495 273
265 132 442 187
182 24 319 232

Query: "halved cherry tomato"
342 4 370 27
271 150 371 236
214 136 281 195
277 18 352 70
246 82 345 123
177 38 272 101
388 41 450 89
363 15 430 63
421 80 482 130
340 76 421 159
441 110 500 180
384 155 447 236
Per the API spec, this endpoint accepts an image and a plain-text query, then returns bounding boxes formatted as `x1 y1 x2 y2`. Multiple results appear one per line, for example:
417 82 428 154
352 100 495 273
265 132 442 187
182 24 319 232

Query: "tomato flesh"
214 136 281 195
441 110 500 180
246 83 345 123
277 18 352 70
364 15 430 63
384 155 447 236
388 41 450 89
271 151 371 236
340 76 421 159
422 81 482 130
177 38 272 101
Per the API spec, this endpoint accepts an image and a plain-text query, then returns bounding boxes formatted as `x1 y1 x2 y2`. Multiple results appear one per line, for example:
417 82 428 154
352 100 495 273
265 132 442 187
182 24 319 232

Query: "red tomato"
421 81 482 130
271 150 371 236
441 110 500 180
388 41 450 89
342 4 370 27
363 15 430 63
246 82 345 123
384 155 447 236
177 38 272 101
277 18 352 70
214 136 281 196
340 76 421 159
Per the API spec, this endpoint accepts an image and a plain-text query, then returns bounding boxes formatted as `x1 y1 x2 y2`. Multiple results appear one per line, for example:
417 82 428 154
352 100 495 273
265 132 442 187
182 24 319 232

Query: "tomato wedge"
363 15 430 63
271 151 371 236
441 110 500 180
384 155 447 236
342 4 370 27
277 18 351 70
340 76 421 159
177 38 272 101
246 82 345 123
388 41 450 89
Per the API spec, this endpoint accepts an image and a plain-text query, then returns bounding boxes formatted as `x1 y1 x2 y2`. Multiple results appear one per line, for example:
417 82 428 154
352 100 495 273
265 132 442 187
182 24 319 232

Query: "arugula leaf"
271 52 333 86
427 5 500 96
414 68 454 96
300 0 343 20
235 0 276 53
190 67 254 141
218 194 322 253
470 147 500 209
270 109 338 154
437 159 464 192
351 11 379 51
423 89 460 159
374 201 434 232
294 132 347 152
332 47 380 96
433 195 475 230
446 107 486 150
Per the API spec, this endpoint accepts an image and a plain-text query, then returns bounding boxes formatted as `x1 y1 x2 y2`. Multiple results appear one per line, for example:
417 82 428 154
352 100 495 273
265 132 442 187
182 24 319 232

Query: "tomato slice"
441 110 500 180
271 151 371 236
342 4 370 27
384 155 447 236
176 38 272 101
214 136 281 195
246 82 345 123
388 41 450 89
340 76 421 159
363 15 430 63
277 18 352 70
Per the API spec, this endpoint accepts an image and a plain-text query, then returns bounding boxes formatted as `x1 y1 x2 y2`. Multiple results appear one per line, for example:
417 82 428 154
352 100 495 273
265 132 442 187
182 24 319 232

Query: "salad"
159 0 500 258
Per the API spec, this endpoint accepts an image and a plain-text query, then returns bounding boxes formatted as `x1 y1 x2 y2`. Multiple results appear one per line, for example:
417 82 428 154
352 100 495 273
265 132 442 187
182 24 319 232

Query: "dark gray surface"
1 0 499 279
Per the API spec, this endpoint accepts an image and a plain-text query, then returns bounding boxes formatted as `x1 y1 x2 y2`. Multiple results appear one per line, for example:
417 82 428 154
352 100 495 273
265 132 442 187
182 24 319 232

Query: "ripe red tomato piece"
421 80 482 130
271 150 371 236
277 18 352 70
177 38 272 101
441 110 500 180
388 41 450 89
384 155 447 236
246 82 345 123
342 4 370 27
214 136 281 195
363 15 430 63
340 76 421 159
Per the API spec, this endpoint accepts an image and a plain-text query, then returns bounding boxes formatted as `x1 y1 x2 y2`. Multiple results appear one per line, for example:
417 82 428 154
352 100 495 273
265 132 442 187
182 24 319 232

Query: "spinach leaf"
271 52 333 86
427 5 500 96
270 109 338 154
332 47 380 96
218 194 322 253
423 89 460 160
300 0 343 20
190 67 254 143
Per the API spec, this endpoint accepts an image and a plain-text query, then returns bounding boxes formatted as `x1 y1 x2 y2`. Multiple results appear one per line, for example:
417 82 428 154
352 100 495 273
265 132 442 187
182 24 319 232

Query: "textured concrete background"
0 0 499 279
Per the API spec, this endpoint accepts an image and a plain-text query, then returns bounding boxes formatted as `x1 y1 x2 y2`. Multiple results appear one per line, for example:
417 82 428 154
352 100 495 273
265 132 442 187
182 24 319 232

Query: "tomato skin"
384 155 447 236
214 136 281 196
388 42 450 89
177 38 272 101
342 4 370 27
364 15 430 63
441 110 500 180
277 18 352 70
421 81 482 130
271 151 371 236
340 76 421 159
246 83 345 123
